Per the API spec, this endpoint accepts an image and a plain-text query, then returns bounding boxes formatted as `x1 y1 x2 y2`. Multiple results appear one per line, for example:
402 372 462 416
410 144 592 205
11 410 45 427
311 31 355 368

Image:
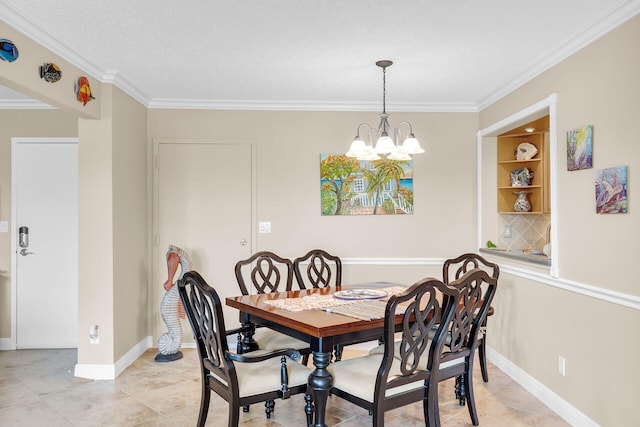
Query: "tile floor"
0 347 570 426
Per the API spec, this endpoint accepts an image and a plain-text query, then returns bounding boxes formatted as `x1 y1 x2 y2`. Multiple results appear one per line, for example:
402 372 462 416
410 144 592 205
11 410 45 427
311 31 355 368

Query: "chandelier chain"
382 66 387 114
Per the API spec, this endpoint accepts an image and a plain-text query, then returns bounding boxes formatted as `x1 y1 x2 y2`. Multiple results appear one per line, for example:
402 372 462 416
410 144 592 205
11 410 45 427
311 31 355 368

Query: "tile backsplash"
498 213 550 252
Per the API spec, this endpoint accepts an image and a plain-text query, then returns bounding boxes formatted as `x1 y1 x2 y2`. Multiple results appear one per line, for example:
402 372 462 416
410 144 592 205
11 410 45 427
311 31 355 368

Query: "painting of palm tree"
320 154 413 216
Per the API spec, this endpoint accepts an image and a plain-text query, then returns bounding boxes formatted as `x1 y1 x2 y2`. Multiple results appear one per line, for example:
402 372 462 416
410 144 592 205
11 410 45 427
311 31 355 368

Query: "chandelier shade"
346 60 424 161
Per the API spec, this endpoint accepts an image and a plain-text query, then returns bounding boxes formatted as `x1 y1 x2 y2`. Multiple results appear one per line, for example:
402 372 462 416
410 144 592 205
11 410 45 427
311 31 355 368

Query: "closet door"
155 140 253 336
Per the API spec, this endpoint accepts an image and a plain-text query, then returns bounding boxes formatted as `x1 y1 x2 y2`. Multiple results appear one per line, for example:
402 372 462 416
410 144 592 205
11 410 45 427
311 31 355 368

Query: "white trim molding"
501 263 640 311
487 346 598 427
74 336 152 380
476 94 560 278
342 257 445 266
0 338 15 350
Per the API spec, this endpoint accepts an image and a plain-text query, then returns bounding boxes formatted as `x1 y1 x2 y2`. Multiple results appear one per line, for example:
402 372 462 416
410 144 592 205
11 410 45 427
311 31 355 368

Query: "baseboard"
487 346 597 427
0 338 15 350
74 336 153 380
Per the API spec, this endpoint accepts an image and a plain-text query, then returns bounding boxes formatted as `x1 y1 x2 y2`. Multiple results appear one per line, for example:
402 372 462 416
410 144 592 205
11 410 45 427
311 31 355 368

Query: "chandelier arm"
355 122 373 139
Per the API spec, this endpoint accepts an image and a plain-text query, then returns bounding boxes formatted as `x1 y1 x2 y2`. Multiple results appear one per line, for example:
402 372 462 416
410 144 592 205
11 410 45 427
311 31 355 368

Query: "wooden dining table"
226 283 403 427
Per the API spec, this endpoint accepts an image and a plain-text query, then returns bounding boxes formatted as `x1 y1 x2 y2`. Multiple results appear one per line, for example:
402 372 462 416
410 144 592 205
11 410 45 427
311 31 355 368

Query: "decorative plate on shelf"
333 289 388 300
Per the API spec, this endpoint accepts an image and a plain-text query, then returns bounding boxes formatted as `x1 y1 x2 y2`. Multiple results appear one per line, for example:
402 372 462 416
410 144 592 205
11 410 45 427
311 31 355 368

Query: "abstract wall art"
595 166 627 214
567 125 593 171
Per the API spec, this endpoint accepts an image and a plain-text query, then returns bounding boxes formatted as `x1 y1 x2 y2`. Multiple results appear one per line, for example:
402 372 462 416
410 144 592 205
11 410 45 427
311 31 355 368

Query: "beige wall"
479 15 640 426
147 109 479 340
112 88 148 358
148 110 478 258
0 109 78 338
77 85 149 364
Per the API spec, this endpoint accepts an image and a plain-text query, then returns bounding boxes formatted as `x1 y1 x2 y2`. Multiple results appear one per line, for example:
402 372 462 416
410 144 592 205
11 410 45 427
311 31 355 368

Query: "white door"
12 138 78 348
155 140 253 334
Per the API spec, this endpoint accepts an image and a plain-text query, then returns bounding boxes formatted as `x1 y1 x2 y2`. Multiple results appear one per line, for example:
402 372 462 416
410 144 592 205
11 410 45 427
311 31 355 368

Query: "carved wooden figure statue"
155 245 193 362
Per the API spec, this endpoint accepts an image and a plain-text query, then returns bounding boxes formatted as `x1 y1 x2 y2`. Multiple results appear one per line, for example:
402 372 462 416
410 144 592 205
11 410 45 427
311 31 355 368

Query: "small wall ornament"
75 76 95 105
0 38 19 62
39 63 62 83
510 167 534 186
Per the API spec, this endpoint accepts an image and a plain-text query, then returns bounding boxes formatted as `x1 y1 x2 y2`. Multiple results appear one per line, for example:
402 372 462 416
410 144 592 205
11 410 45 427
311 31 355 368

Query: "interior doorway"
153 139 255 340
11 137 78 348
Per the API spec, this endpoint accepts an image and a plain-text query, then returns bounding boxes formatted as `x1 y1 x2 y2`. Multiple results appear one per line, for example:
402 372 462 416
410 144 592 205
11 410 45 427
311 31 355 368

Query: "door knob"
19 248 35 256
240 239 248 246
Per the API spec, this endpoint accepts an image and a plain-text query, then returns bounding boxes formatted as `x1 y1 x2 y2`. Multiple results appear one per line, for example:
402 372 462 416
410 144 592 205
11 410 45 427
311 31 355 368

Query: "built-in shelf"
497 130 549 214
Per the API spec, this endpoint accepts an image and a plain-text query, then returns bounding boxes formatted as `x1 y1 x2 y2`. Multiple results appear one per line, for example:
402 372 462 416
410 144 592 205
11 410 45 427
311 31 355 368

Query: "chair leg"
424 382 441 427
197 383 211 427
455 375 466 406
302 354 310 365
333 344 343 362
464 370 479 426
479 336 489 382
305 393 314 427
229 401 240 427
372 405 384 427
265 400 275 419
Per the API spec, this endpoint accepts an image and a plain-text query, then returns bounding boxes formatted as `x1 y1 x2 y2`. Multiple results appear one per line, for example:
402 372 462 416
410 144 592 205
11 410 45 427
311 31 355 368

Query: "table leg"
308 350 333 427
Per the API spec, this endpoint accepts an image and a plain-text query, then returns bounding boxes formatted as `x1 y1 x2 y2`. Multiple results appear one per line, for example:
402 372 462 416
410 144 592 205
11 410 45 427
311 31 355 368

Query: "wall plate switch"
558 356 566 376
259 222 271 234
0 221 7 233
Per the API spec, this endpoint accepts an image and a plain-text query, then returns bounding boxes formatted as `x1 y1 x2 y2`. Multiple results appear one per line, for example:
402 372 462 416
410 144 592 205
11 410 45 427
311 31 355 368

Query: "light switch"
259 222 271 234
0 221 7 233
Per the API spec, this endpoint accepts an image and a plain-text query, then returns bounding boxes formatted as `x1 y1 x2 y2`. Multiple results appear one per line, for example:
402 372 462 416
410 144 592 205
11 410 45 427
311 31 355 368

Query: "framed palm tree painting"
320 154 413 216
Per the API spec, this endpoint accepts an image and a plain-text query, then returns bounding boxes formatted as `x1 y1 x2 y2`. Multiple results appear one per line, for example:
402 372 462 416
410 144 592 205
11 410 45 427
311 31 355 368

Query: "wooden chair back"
293 249 342 289
234 251 294 295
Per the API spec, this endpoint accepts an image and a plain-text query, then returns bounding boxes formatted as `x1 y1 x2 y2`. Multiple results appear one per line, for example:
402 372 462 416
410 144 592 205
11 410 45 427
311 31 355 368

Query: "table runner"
263 286 407 320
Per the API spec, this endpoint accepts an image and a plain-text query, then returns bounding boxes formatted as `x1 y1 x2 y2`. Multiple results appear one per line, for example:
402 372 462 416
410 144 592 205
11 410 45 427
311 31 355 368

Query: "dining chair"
438 268 498 424
293 249 346 361
234 251 311 358
328 277 460 427
442 253 499 382
366 268 497 425
177 270 312 427
293 249 342 290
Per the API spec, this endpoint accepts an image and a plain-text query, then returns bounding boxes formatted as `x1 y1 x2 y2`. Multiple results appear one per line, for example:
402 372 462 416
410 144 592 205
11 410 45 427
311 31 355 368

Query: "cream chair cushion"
254 328 309 351
368 340 465 372
328 354 434 403
218 353 311 398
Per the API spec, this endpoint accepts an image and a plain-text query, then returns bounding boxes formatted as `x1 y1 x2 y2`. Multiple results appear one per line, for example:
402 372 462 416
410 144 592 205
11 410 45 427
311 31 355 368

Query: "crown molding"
0 99 55 109
146 99 479 112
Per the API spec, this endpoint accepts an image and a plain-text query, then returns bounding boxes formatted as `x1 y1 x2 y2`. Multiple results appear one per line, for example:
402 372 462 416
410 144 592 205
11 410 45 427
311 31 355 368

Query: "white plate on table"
333 289 388 300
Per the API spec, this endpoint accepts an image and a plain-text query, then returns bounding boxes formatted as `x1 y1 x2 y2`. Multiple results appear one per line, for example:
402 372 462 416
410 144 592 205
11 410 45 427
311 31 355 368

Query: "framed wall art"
595 165 627 214
567 125 593 171
320 154 413 216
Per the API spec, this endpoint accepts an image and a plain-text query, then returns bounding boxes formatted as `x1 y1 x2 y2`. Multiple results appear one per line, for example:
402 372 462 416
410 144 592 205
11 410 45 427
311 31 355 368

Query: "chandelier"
346 60 424 161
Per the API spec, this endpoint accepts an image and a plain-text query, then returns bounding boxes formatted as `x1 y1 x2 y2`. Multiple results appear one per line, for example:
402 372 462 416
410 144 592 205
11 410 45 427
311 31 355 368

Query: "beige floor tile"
0 347 569 426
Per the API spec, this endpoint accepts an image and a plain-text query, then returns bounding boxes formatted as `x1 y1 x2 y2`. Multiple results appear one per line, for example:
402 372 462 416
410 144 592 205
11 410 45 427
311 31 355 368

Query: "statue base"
154 351 183 362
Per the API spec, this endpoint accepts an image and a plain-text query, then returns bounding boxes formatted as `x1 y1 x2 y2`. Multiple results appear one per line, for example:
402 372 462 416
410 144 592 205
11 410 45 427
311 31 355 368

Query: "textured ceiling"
1 0 638 110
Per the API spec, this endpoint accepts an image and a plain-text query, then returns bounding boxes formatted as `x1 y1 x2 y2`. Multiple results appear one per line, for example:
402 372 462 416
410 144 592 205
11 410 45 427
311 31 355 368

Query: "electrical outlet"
558 355 566 376
504 225 512 238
